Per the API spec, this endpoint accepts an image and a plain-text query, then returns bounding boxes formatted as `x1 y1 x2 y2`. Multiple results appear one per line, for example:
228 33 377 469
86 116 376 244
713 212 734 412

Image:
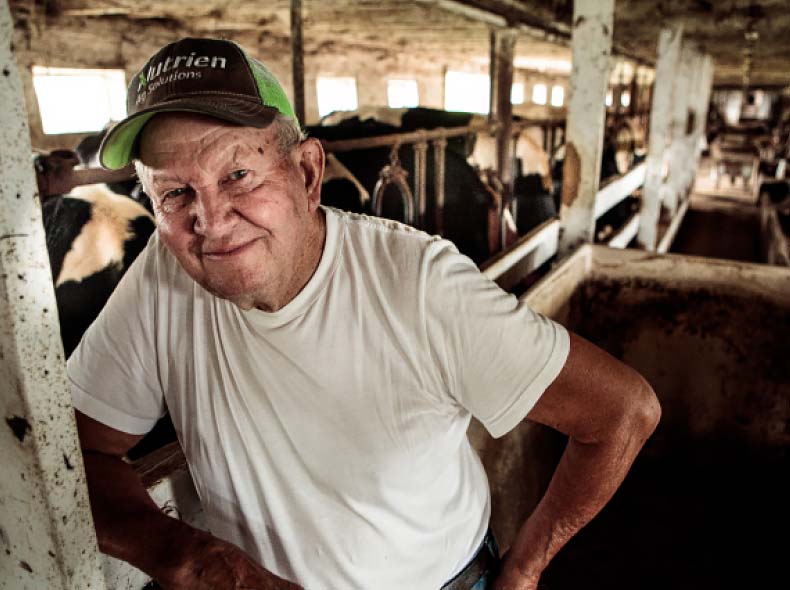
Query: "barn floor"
670 194 763 263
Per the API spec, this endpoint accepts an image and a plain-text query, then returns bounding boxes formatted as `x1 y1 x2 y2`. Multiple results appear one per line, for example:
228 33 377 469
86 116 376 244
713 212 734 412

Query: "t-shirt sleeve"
423 240 570 438
66 238 165 435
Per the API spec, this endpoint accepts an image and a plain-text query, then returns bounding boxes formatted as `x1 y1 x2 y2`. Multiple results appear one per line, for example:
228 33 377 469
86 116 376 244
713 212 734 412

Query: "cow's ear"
298 137 325 210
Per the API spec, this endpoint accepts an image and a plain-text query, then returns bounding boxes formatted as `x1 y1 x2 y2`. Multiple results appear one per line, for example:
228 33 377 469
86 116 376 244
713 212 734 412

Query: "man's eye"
228 169 249 181
164 187 188 199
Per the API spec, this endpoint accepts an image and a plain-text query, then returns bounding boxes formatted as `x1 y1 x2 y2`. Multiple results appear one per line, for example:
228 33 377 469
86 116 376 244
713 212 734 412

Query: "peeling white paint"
638 24 683 251
558 0 614 257
0 1 107 588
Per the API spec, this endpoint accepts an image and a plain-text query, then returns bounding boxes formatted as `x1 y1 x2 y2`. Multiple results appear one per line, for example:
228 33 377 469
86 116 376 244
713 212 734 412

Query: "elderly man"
71 38 660 590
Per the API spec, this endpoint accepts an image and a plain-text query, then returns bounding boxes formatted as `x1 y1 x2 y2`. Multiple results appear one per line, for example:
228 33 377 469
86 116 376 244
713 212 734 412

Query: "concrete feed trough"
471 245 790 589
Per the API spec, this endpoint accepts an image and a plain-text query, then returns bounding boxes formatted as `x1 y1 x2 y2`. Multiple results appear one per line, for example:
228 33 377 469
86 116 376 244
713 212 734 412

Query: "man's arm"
75 410 302 590
493 332 661 590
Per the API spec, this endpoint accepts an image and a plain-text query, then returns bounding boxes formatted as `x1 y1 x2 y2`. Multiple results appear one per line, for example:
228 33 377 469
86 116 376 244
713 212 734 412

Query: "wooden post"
628 65 642 117
0 1 107 588
290 0 305 125
638 23 683 251
558 0 614 256
691 55 715 170
488 28 497 124
492 27 517 249
664 41 697 215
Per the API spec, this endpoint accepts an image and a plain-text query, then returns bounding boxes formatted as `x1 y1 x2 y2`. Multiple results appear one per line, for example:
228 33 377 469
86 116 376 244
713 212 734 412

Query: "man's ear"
298 138 325 211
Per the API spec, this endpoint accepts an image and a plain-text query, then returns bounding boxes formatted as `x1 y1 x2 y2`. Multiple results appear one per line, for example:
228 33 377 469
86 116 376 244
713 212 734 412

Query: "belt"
440 530 500 590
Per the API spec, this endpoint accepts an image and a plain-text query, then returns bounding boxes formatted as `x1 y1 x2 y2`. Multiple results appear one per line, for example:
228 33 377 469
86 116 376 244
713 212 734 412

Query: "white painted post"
664 41 697 215
637 24 683 251
691 54 714 171
558 0 614 257
0 2 107 589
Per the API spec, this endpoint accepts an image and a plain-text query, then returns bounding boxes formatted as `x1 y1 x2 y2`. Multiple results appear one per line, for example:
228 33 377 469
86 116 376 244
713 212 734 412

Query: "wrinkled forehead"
137 113 278 170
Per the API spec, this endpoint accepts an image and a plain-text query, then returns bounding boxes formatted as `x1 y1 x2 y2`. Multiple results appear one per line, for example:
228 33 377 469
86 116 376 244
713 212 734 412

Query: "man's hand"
166 530 303 590
75 411 303 590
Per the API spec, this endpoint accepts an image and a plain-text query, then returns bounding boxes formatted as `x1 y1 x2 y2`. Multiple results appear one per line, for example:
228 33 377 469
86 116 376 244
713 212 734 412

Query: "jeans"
471 532 500 589
442 530 501 590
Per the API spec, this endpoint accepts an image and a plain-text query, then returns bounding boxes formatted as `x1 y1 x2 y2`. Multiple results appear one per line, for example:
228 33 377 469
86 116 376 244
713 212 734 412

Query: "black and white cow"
35 141 169 459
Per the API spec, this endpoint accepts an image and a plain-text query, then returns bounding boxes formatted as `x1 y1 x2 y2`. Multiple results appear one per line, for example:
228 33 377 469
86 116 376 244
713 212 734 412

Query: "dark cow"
312 107 560 260
309 115 498 263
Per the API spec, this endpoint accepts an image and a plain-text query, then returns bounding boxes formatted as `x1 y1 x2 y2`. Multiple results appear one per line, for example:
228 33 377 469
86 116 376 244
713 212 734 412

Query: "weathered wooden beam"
492 27 517 249
0 1 107 588
664 40 698 215
558 0 614 257
415 0 507 27
290 0 306 125
488 28 497 123
690 54 714 173
493 28 517 193
638 23 683 251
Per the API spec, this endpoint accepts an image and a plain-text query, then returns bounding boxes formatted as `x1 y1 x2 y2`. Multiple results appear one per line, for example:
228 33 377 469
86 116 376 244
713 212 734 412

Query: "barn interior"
1 1 789 589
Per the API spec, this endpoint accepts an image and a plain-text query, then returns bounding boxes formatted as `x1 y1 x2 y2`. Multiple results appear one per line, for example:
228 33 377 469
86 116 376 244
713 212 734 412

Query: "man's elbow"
621 373 661 440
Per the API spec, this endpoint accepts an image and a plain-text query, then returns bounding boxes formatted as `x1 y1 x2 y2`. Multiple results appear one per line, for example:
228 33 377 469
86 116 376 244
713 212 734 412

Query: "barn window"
32 66 127 135
620 91 631 108
387 79 419 108
531 83 547 105
444 71 490 114
510 83 525 105
550 85 564 107
316 77 359 117
605 89 613 107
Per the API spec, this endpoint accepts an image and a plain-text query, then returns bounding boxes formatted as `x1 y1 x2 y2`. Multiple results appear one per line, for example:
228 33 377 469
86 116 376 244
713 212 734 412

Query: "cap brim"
99 96 280 169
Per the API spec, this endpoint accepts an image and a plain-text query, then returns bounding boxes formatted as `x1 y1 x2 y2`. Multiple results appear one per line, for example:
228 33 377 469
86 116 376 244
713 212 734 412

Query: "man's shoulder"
323 206 468 290
324 206 446 256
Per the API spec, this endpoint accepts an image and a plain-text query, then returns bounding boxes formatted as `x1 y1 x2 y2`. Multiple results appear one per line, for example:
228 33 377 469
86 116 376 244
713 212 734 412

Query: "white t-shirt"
68 206 569 590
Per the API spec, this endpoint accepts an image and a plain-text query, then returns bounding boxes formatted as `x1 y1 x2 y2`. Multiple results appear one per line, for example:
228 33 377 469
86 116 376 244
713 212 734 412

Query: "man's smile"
201 237 261 260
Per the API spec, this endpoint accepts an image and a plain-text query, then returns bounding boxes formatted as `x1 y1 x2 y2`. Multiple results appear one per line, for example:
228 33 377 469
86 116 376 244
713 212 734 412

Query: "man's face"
136 113 325 311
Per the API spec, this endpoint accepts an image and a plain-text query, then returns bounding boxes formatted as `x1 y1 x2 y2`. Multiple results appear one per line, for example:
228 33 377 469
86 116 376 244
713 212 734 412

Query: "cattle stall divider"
320 118 563 250
760 194 790 266
0 0 107 587
481 162 650 286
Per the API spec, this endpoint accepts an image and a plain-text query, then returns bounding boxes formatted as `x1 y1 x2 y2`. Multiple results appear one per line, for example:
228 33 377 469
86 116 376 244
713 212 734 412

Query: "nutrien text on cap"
99 37 296 170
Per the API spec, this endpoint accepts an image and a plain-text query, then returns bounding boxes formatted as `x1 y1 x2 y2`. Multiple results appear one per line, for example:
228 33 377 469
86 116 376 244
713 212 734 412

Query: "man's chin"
201 280 259 310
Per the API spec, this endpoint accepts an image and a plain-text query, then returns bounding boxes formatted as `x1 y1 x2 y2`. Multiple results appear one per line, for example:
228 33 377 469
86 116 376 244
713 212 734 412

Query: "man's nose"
192 190 235 237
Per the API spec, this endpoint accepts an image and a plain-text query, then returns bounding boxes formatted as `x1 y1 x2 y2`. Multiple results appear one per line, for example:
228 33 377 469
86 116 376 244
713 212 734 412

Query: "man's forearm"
498 409 658 588
82 451 200 585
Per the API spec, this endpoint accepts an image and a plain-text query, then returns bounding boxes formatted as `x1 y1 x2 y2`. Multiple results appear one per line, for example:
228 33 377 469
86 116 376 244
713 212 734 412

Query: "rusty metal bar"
432 137 447 235
320 118 559 153
413 138 428 228
290 0 306 125
488 28 497 124
39 165 136 198
0 1 107 587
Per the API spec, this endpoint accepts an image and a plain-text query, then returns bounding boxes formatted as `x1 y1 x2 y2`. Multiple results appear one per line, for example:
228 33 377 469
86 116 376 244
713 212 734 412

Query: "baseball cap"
99 37 296 169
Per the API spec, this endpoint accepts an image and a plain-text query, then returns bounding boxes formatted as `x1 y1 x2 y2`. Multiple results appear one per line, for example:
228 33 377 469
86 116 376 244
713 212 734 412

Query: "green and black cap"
99 37 296 169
